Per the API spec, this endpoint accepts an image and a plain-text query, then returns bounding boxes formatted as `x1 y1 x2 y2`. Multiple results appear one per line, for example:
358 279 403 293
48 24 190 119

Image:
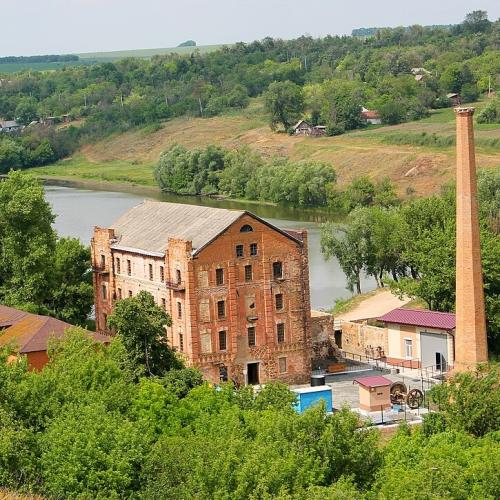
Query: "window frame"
160 265 165 283
278 356 287 374
272 261 283 279
116 258 121 274
177 302 182 319
217 300 226 319
275 293 284 310
216 267 224 286
247 326 256 347
277 322 285 343
127 259 132 276
244 264 252 282
235 244 244 258
149 263 154 281
250 243 258 256
404 338 413 358
219 330 227 351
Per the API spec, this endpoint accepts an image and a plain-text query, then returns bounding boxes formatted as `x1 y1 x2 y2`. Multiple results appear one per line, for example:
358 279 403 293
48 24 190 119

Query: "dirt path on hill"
337 289 411 322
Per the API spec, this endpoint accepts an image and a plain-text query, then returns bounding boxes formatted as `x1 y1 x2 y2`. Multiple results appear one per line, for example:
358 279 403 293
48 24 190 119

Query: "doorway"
334 330 342 349
247 362 260 385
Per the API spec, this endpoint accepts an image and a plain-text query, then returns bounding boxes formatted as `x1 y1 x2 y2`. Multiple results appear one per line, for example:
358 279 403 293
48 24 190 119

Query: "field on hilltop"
33 98 499 196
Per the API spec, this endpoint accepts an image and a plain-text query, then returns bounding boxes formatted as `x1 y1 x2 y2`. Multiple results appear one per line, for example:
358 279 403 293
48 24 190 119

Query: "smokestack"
453 107 488 372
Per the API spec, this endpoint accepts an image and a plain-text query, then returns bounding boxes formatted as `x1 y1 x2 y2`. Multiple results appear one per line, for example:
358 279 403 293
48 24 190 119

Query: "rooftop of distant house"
377 308 456 331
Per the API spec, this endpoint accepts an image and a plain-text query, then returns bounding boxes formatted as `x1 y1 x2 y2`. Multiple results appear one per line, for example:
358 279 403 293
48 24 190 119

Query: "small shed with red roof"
354 375 392 411
378 308 455 372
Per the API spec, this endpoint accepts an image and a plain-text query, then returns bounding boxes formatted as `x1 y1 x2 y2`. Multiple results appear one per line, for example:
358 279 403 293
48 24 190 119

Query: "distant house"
361 107 381 125
411 67 431 81
41 116 57 126
0 119 21 133
0 304 110 370
446 93 461 106
292 119 327 137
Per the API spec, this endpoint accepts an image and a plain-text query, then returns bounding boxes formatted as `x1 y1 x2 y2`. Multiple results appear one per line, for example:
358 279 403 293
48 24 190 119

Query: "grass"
0 60 91 74
30 98 499 196
330 290 379 315
34 155 156 186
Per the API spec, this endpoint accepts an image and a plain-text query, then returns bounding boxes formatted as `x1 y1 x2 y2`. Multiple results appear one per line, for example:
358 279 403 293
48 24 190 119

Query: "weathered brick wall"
341 321 388 359
190 214 311 385
310 312 338 362
91 227 115 332
92 213 312 385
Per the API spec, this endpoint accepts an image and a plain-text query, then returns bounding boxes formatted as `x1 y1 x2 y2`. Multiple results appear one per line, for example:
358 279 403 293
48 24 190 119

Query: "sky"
2 0 499 57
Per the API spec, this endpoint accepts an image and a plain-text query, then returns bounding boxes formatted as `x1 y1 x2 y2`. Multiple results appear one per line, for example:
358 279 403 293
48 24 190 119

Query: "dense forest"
0 316 498 498
0 10 499 172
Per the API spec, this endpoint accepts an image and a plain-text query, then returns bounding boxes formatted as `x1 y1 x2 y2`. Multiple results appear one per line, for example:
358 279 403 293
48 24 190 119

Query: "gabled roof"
354 375 392 388
0 305 110 354
378 308 455 331
0 120 20 128
293 119 311 130
110 200 302 256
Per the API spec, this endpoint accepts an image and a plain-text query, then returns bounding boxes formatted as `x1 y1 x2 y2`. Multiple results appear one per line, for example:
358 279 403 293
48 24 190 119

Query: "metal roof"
378 308 455 331
354 375 392 388
0 305 110 354
110 200 302 256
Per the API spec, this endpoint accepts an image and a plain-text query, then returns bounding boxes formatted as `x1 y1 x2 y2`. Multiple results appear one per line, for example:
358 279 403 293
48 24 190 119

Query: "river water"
44 184 375 310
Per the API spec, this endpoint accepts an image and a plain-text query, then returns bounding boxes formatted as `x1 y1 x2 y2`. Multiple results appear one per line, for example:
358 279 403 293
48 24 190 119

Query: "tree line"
321 168 500 351
0 171 93 325
0 320 498 498
0 11 498 171
155 143 400 210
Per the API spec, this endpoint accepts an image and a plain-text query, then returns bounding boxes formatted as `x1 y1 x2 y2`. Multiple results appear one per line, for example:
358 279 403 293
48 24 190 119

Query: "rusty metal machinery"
390 382 424 409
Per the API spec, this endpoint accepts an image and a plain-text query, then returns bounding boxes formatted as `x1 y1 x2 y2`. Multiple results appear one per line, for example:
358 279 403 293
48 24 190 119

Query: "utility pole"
488 75 492 97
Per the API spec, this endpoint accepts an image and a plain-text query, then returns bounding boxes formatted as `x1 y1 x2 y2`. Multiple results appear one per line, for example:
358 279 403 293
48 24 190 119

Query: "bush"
477 98 500 124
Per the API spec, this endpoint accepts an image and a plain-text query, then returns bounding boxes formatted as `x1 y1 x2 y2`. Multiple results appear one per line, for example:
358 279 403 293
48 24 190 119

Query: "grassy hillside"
32 98 499 197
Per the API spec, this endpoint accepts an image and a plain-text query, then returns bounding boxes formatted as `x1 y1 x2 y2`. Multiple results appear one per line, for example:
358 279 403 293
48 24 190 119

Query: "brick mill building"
92 201 312 385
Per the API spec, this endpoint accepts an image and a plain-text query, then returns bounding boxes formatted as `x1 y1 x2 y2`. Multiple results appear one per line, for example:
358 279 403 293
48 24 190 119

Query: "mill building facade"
92 201 312 385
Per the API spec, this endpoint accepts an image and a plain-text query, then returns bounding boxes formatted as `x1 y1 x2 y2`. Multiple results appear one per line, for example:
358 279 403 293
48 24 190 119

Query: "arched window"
240 224 253 233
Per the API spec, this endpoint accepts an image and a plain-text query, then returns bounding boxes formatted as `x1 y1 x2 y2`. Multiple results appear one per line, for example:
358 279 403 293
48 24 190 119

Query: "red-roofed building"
361 107 382 125
378 308 455 371
0 304 109 370
354 375 392 411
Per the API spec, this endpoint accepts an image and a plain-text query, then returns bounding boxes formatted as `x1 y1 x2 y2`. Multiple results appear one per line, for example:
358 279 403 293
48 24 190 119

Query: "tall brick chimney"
453 107 488 372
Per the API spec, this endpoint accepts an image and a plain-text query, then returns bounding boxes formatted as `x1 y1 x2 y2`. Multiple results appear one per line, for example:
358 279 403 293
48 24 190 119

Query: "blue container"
292 385 333 414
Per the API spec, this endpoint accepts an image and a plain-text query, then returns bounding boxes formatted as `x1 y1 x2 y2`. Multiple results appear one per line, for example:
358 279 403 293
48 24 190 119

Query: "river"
44 184 375 310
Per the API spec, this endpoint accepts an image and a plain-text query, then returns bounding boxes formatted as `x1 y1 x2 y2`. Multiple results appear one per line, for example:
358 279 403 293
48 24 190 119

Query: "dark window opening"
247 362 259 385
179 333 184 352
149 264 154 281
250 243 258 256
177 302 182 319
117 288 122 300
100 255 105 268
176 269 182 284
248 326 256 347
102 284 107 300
219 330 227 351
217 300 226 319
116 258 121 274
277 323 285 343
249 302 255 309
240 224 253 233
127 259 132 276
216 268 224 285
236 244 244 258
273 261 283 279
161 298 166 310
244 265 252 282
128 290 133 297
275 293 283 310
160 266 165 282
